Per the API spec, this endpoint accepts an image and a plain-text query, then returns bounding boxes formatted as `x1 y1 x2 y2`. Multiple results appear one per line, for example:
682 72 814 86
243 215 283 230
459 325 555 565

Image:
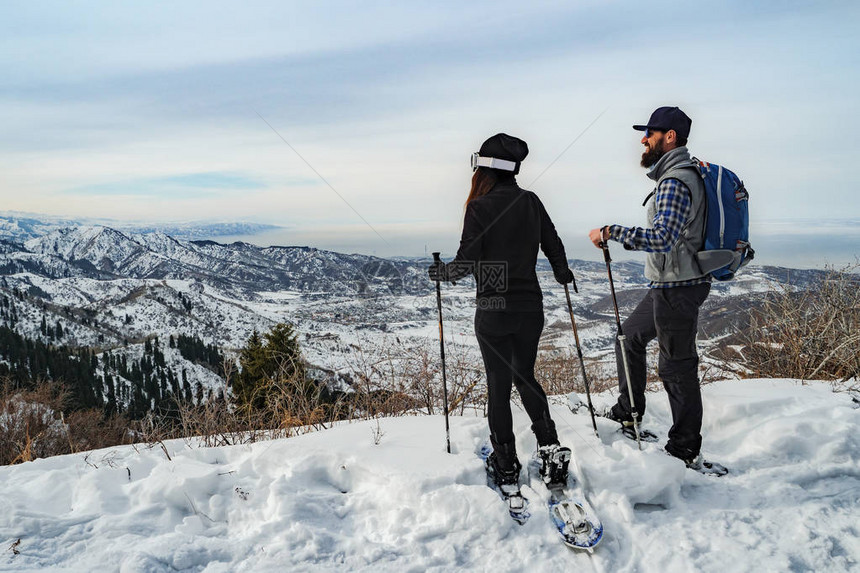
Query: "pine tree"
183 377 192 403
105 374 116 416
233 330 266 409
232 323 305 411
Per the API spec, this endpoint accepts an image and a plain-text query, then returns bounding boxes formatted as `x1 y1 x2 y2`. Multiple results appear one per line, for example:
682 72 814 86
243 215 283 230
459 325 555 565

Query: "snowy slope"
1 379 857 572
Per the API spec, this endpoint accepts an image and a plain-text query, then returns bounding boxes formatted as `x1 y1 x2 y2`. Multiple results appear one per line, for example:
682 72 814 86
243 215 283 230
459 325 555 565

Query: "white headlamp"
471 152 517 173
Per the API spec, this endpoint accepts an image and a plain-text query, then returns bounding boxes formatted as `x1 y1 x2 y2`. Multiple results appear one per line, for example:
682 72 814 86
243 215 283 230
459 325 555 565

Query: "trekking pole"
563 282 599 438
600 242 642 450
432 252 452 454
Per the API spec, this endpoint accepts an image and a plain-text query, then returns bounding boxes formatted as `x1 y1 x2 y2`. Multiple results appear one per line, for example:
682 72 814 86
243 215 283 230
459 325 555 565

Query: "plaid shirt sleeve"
607 178 691 253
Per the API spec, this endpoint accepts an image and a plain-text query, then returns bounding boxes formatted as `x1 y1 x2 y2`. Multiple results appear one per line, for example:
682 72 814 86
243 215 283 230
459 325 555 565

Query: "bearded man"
588 106 713 470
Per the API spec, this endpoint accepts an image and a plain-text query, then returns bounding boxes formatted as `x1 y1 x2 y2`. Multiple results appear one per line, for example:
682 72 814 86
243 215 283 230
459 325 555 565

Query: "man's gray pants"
612 282 711 460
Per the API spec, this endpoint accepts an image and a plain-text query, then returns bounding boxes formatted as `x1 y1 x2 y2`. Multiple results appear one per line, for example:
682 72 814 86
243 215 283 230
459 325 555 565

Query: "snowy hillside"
0 222 805 364
0 221 829 428
1 379 857 572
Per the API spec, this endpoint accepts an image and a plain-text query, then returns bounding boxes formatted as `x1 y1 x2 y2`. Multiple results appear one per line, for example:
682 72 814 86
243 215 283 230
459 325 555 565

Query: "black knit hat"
478 133 529 174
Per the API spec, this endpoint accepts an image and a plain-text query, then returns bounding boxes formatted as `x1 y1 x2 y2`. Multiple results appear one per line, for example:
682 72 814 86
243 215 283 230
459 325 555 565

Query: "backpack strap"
660 161 709 276
641 189 656 207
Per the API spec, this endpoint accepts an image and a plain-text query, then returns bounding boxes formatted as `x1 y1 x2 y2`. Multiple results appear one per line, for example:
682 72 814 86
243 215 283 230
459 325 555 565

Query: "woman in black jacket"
429 133 576 491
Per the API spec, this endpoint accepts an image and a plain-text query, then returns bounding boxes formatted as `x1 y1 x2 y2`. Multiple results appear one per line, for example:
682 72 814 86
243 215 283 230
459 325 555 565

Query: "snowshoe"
528 453 603 550
683 454 729 477
478 442 530 524
619 425 659 443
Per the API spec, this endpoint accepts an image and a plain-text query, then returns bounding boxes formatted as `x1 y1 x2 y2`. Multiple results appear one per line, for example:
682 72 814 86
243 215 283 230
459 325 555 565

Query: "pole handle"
431 252 456 286
600 242 612 263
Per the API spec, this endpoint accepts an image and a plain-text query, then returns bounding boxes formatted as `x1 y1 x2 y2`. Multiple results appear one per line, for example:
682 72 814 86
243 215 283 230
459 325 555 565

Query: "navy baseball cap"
633 106 692 139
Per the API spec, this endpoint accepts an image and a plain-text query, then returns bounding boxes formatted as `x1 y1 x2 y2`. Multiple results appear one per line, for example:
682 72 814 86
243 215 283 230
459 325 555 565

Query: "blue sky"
1 1 858 267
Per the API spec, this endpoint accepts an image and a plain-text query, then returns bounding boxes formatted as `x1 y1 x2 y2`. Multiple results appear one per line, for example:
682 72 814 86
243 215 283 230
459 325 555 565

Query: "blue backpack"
691 158 754 281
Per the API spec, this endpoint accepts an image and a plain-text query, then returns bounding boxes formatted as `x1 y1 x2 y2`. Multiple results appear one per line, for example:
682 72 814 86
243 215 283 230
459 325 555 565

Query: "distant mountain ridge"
2 225 426 297
0 212 282 242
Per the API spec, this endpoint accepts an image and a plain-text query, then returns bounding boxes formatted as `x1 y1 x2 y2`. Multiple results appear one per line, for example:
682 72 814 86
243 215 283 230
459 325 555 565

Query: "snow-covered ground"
1 379 858 572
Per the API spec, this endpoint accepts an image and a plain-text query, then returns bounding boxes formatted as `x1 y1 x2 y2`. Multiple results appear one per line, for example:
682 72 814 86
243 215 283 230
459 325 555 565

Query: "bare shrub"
144 362 352 448
343 340 424 419
0 380 132 465
65 409 131 452
0 383 66 465
345 335 487 419
371 418 385 445
266 370 349 434
737 265 859 389
534 350 580 396
439 341 485 415
535 350 616 397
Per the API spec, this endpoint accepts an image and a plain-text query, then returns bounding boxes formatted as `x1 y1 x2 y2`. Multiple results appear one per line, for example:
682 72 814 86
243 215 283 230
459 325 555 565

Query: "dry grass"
136 366 353 449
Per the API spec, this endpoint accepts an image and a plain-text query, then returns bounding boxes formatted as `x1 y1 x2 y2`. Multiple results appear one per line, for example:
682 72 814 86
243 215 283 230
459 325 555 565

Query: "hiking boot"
537 444 571 487
601 404 640 428
664 443 698 465
531 417 559 448
488 452 522 489
664 446 700 467
683 453 703 471
665 449 729 476
603 405 659 442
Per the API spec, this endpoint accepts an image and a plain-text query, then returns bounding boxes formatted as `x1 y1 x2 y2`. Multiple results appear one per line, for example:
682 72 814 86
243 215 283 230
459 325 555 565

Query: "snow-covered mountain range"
0 212 281 243
3 225 421 297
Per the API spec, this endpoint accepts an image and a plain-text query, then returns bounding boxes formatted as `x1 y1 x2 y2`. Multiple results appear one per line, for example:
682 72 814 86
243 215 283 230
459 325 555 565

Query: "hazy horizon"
3 209 855 271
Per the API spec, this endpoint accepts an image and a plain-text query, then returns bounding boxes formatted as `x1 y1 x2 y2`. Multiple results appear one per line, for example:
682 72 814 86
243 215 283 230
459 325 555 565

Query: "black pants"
475 309 557 460
613 282 711 459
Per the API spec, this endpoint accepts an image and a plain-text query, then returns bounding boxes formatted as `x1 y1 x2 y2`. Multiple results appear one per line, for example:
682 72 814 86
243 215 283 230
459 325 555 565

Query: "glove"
428 261 447 282
554 267 574 285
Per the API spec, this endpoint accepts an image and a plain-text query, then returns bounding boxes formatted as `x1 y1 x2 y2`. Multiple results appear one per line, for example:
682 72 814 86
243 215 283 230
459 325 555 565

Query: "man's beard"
640 137 665 168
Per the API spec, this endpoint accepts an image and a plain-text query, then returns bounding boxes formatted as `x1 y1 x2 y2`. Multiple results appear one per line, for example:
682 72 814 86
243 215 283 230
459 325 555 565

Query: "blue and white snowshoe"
532 445 603 551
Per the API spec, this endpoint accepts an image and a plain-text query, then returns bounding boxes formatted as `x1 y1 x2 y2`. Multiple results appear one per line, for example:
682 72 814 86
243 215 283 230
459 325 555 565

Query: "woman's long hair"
465 167 498 206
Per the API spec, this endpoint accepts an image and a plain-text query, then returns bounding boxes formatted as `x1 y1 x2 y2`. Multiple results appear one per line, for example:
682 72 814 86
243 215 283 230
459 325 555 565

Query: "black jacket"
446 179 570 311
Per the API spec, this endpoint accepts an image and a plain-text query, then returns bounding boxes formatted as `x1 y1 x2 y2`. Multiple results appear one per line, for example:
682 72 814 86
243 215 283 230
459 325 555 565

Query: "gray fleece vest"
643 147 707 283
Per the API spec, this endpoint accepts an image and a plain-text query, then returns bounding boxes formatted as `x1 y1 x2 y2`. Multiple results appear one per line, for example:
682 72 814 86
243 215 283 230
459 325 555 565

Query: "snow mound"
0 379 858 572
